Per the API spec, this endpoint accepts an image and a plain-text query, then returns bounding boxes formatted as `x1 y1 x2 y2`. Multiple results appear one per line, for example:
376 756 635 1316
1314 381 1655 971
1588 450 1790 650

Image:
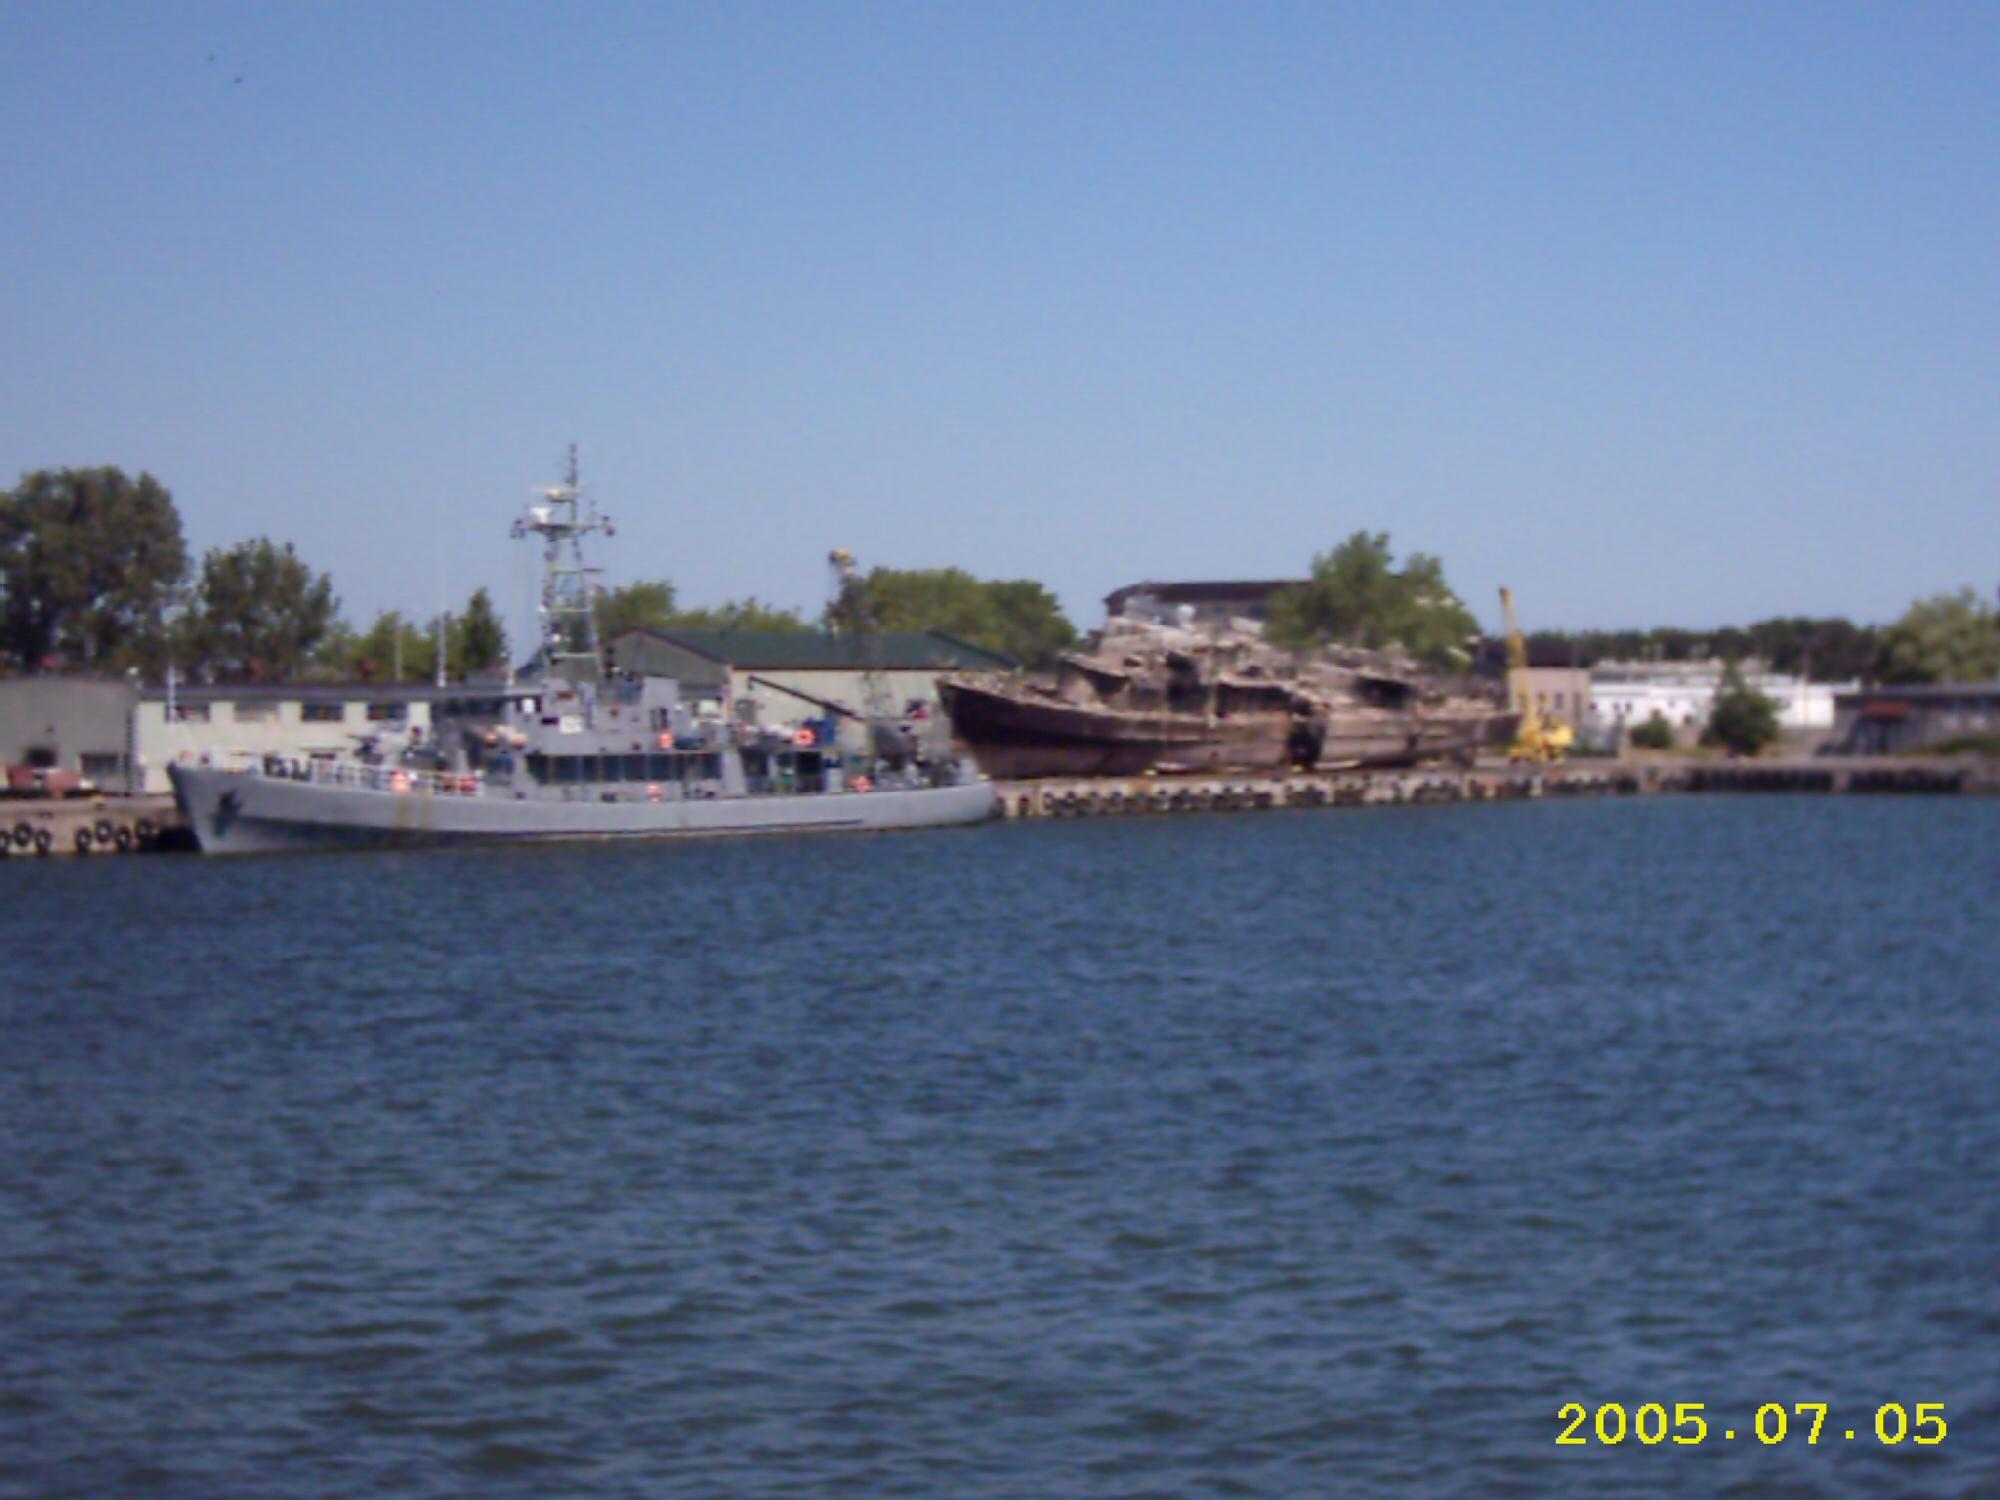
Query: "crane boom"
1497 585 1573 764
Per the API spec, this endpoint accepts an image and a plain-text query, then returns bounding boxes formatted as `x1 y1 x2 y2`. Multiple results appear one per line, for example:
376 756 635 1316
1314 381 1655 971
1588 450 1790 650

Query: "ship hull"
1318 710 1520 769
169 765 997 855
941 680 1516 779
937 680 1295 780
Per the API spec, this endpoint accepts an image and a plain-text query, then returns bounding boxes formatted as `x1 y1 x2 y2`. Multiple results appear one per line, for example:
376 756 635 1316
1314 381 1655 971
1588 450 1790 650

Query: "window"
232 702 278 724
171 704 211 723
80 753 125 781
302 703 346 723
366 702 408 722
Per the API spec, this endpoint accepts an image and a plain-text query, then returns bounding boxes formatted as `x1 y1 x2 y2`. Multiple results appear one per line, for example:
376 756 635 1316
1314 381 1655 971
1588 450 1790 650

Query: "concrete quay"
0 795 187 859
995 756 1998 820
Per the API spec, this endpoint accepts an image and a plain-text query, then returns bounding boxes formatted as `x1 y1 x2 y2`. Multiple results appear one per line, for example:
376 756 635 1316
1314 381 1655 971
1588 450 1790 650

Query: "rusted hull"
1319 712 1516 769
942 680 1518 780
939 680 1293 780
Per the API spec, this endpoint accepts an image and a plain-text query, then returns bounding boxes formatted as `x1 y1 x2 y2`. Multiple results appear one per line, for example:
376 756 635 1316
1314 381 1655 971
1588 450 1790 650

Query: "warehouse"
605 628 1015 728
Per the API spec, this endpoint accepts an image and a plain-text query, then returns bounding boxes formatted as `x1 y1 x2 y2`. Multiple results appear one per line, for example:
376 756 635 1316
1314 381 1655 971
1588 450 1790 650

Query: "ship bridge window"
367 702 409 722
301 703 346 723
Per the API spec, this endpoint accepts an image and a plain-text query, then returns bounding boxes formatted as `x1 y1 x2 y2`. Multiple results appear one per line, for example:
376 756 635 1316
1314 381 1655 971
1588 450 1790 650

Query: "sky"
3 1 1996 649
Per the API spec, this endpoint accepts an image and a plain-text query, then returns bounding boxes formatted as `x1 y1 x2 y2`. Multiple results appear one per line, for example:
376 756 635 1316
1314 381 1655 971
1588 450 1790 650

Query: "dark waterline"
3 797 1997 1498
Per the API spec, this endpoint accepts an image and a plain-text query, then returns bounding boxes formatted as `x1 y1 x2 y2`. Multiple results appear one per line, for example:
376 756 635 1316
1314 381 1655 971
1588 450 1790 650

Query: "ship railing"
213 753 488 797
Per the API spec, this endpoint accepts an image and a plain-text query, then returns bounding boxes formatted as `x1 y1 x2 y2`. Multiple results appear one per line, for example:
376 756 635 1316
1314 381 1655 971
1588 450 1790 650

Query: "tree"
980 579 1081 668
595 579 678 640
836 566 1076 666
1266 531 1479 668
1877 588 2000 684
183 537 339 680
449 587 509 676
1702 665 1781 756
666 596 813 633
592 582 812 641
0 466 188 671
345 610 435 682
1628 711 1675 750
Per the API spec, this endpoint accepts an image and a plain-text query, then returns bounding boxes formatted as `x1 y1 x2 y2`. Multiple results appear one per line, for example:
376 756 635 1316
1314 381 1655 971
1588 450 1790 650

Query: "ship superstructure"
168 454 996 852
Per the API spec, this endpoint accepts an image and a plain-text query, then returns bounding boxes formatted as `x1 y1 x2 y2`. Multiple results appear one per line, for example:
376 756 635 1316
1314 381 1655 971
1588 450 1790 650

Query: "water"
3 797 1997 1498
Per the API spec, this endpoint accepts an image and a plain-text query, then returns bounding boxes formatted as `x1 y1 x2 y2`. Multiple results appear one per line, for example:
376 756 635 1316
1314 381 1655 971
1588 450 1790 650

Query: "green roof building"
605 627 1014 724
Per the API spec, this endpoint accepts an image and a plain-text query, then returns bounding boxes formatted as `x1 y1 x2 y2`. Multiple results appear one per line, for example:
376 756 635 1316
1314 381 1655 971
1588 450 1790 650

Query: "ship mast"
512 444 614 681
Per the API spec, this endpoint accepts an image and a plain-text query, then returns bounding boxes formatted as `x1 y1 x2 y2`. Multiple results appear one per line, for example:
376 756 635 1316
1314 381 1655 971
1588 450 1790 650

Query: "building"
1588 661 1853 746
1102 580 1303 630
0 677 531 794
0 676 139 791
606 628 1016 727
1506 666 1592 733
1828 684 2000 754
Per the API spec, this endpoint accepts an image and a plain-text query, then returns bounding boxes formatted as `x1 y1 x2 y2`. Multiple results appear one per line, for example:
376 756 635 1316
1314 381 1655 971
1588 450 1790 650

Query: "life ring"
94 819 114 842
850 774 872 793
10 821 30 848
657 731 674 749
793 727 816 748
647 783 663 802
390 770 411 793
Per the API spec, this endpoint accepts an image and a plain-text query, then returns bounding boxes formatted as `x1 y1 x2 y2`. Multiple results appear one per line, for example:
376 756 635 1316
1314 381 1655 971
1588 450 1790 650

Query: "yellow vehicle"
1499 586 1574 764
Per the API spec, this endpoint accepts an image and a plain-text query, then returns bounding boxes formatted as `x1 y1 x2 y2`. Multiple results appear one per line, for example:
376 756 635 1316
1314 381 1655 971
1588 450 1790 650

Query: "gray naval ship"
169 457 997 854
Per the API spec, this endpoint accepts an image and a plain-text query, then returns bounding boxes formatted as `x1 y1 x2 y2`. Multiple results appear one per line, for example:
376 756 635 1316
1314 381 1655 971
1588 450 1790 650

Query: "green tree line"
0 467 510 681
0 466 1083 679
601 564 1078 668
1516 598 1999 685
6 467 1993 686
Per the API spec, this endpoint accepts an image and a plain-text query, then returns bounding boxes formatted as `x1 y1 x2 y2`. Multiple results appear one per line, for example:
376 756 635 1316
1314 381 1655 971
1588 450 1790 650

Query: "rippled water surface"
4 796 1998 1498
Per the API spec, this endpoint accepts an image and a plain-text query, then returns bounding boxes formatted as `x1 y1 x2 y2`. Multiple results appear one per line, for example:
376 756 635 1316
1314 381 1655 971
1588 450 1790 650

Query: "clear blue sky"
4 1 1995 646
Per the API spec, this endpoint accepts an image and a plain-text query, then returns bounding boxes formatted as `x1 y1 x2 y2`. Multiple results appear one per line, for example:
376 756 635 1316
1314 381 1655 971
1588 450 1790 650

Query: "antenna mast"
512 444 614 680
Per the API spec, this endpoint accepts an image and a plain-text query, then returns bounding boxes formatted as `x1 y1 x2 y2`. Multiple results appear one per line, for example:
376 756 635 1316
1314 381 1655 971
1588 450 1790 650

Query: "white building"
1588 661 1854 743
0 678 530 794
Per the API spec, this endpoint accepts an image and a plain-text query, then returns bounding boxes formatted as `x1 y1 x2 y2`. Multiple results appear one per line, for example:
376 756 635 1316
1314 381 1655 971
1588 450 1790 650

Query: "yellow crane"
1500 586 1574 764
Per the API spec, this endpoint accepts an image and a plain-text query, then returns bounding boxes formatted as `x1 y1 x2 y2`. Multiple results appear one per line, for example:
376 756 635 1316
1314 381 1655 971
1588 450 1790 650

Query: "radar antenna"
511 444 614 680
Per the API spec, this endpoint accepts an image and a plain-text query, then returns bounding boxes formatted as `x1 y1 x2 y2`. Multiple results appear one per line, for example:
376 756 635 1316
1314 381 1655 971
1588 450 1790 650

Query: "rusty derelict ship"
936 615 1516 780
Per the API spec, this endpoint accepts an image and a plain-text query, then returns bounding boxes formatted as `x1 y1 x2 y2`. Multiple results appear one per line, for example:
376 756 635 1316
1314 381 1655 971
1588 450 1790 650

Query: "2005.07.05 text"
1556 1401 1945 1447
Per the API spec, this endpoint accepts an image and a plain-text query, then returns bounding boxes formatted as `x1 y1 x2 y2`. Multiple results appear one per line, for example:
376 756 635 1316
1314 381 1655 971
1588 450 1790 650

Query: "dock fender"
73 827 93 854
34 828 53 855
